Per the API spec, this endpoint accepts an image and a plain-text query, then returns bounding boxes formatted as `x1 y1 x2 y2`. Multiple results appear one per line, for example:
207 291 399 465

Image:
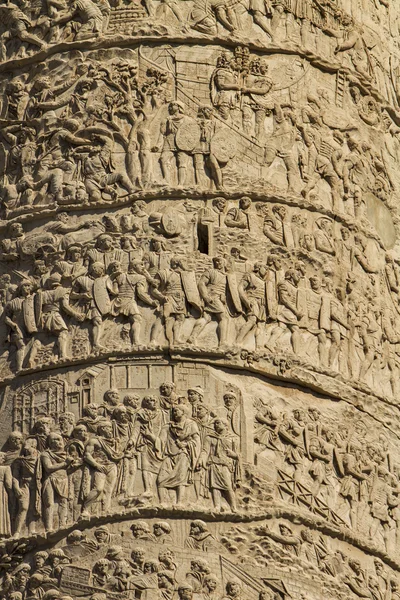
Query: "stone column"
0 2 399 599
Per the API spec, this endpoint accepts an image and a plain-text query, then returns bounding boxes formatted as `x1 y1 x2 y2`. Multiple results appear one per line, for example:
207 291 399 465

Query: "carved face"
205 578 217 592
49 434 64 452
105 390 120 406
188 390 202 404
23 438 38 456
73 425 88 442
160 383 174 397
8 432 23 450
223 394 236 409
69 247 82 262
214 419 226 434
172 406 184 420
179 588 193 600
100 424 113 439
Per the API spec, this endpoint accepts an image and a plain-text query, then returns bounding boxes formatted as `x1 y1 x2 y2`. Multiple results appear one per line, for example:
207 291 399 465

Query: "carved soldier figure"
37 274 84 361
188 257 231 348
153 101 194 187
70 261 111 351
151 257 201 347
108 260 158 346
236 261 268 348
264 103 299 194
274 268 305 354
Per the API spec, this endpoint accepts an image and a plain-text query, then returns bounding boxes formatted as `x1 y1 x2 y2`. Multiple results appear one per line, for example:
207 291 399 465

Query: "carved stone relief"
1 0 400 599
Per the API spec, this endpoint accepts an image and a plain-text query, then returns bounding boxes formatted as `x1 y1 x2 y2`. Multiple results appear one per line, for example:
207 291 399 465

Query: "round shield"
210 129 237 163
175 119 201 152
161 210 182 237
21 233 57 257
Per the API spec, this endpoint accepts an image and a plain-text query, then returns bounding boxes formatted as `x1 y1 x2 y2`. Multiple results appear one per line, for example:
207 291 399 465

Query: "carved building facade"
1 2 400 600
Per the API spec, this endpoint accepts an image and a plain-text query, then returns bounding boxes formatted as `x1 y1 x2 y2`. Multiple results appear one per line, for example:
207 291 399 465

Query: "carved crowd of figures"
0 0 399 107
0 193 398 400
254 401 400 551
0 46 399 212
0 518 289 600
225 519 400 600
0 383 242 536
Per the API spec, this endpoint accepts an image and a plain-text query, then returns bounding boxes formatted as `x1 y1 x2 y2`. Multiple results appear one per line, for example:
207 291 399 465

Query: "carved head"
21 437 38 457
66 244 82 262
82 403 99 419
8 222 24 239
131 520 151 537
153 521 171 537
212 257 225 272
196 404 209 419
160 382 175 397
223 392 237 409
47 433 64 452
212 197 227 213
170 257 184 271
123 394 139 410
96 234 114 252
72 424 88 443
48 549 67 566
213 418 228 434
104 388 120 406
97 420 113 439
204 575 218 592
178 584 193 600
7 430 23 450
58 412 75 433
188 387 204 404
172 405 186 421
142 396 157 410
239 196 251 211
143 560 160 574
131 547 146 563
93 559 110 576
34 552 48 568
226 580 241 598
190 520 208 536
168 101 185 115
94 526 110 543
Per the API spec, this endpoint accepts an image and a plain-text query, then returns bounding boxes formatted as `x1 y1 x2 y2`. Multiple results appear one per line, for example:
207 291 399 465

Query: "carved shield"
161 210 182 237
93 277 111 316
227 273 242 314
21 233 57 257
24 294 38 334
175 120 201 152
210 130 237 163
181 271 202 312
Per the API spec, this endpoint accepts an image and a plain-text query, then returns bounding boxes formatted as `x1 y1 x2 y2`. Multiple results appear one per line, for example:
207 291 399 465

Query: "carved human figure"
41 432 72 531
157 405 200 505
81 420 122 516
133 396 163 500
264 103 299 193
236 261 268 348
12 437 41 535
188 257 230 348
198 417 240 512
151 257 201 347
108 260 158 346
4 280 38 372
38 274 84 361
153 101 194 187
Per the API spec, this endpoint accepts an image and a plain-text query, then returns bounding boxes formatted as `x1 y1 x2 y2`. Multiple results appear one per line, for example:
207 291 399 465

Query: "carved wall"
1 2 400 600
